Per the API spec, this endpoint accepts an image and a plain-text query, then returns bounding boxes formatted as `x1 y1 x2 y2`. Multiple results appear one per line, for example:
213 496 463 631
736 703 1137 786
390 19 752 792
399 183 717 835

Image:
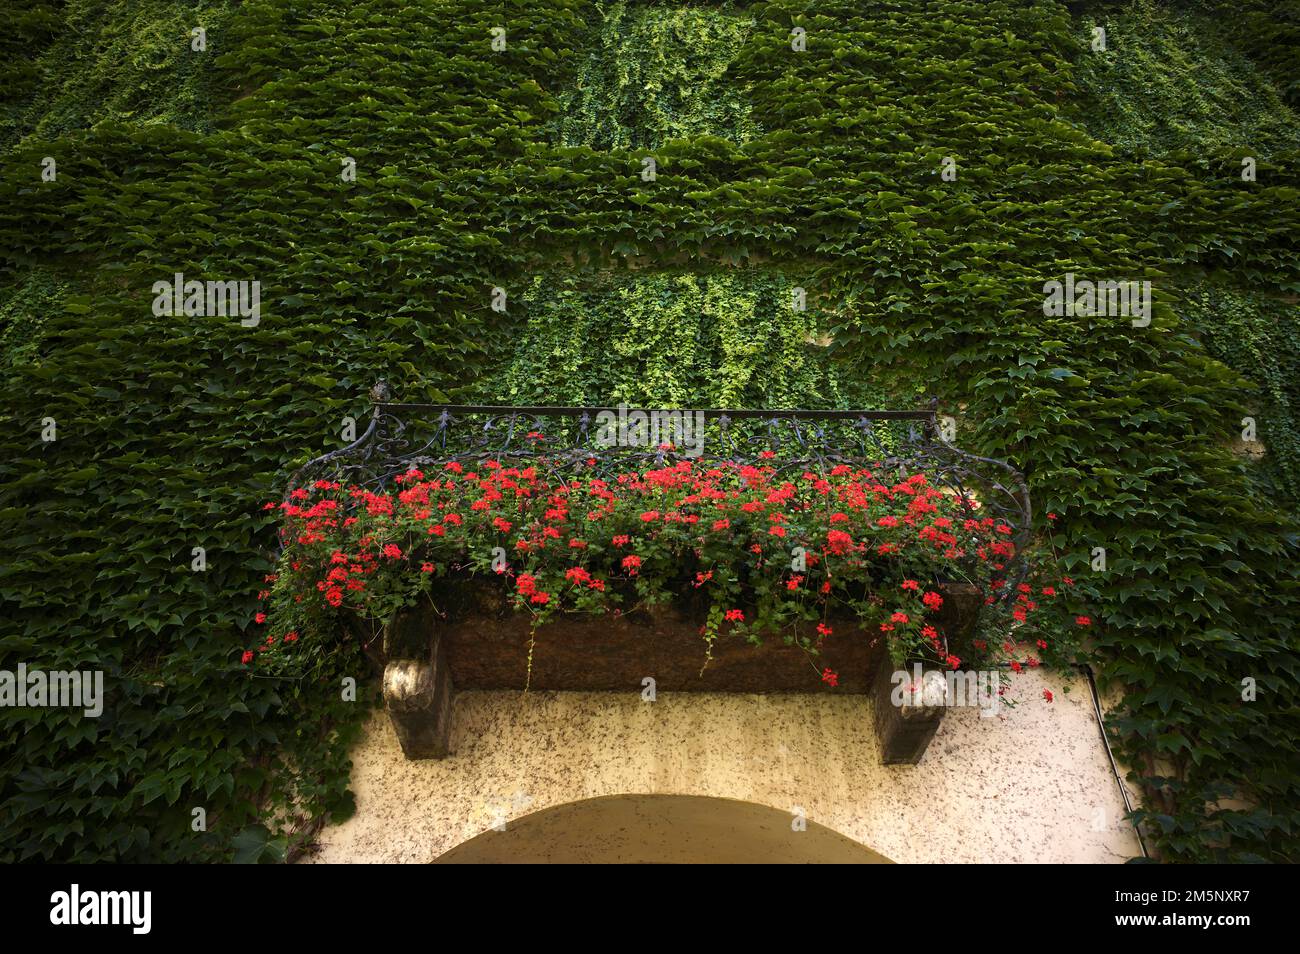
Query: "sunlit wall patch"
484 268 887 412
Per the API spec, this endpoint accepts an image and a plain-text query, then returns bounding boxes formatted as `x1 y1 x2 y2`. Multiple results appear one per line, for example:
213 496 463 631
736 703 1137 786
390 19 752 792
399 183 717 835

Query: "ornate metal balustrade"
287 381 1033 586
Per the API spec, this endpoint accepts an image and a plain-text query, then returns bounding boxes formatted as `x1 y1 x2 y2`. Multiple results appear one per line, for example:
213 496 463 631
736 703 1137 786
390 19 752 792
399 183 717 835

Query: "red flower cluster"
248 458 1085 691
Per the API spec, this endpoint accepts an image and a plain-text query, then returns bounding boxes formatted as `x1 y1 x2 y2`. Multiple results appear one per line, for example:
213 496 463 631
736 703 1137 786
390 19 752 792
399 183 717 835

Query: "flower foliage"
253 459 1083 682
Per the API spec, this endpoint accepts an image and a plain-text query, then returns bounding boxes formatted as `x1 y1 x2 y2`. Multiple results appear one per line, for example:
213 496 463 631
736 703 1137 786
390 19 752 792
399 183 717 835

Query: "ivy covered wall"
492 269 881 409
1180 283 1300 504
1069 0 1300 506
1071 1 1300 157
549 1 759 149
1 0 237 149
0 0 1297 863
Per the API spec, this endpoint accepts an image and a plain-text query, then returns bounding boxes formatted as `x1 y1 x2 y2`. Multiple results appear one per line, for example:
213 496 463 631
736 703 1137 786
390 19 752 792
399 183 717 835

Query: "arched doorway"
434 794 893 863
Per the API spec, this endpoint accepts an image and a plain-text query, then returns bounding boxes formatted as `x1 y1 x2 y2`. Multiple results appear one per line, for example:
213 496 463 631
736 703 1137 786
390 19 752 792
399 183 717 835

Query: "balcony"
281 382 1033 766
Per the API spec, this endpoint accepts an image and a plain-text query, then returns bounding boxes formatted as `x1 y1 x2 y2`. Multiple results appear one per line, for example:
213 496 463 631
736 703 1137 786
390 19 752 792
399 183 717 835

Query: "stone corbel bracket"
382 607 454 759
872 656 948 765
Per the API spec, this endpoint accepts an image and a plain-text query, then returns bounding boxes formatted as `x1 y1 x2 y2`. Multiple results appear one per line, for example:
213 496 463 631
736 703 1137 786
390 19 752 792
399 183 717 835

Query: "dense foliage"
493 269 883 408
548 0 759 149
1 0 238 148
1179 282 1300 505
1071 1 1300 157
1080 0 1300 108
1 0 1297 862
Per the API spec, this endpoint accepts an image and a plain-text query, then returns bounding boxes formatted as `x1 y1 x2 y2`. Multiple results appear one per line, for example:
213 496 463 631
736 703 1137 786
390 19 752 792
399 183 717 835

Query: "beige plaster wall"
309 668 1141 863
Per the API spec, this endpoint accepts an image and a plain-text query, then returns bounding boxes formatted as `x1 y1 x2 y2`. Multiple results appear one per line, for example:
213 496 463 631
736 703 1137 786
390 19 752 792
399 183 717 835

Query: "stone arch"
434 793 893 864
309 685 1141 864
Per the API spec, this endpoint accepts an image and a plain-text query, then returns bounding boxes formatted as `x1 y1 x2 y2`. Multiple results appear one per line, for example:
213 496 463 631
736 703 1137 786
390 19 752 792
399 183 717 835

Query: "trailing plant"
0 267 68 370
0 0 63 114
0 0 238 149
1076 0 1300 108
252 461 1085 693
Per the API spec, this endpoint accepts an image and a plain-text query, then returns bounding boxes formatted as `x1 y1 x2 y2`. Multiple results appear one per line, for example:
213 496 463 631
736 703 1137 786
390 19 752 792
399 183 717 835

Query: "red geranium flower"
826 529 852 554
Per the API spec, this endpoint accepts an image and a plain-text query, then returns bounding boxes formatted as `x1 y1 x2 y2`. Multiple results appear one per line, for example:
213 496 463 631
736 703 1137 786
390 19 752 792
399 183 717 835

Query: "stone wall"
309 668 1141 864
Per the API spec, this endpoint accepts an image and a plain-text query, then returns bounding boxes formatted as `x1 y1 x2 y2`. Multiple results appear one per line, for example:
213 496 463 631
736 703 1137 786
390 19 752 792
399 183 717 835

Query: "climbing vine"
1179 282 1300 505
0 268 68 370
1070 1 1300 157
493 269 887 410
0 0 1297 863
548 1 759 149
0 0 237 149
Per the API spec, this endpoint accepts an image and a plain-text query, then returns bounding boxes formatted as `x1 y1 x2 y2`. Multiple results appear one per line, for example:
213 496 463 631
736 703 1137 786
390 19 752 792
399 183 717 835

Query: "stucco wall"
309 669 1141 863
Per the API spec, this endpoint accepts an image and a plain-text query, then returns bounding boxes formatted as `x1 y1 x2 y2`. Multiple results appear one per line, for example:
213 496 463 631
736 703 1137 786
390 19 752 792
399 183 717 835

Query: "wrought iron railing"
286 381 1033 585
